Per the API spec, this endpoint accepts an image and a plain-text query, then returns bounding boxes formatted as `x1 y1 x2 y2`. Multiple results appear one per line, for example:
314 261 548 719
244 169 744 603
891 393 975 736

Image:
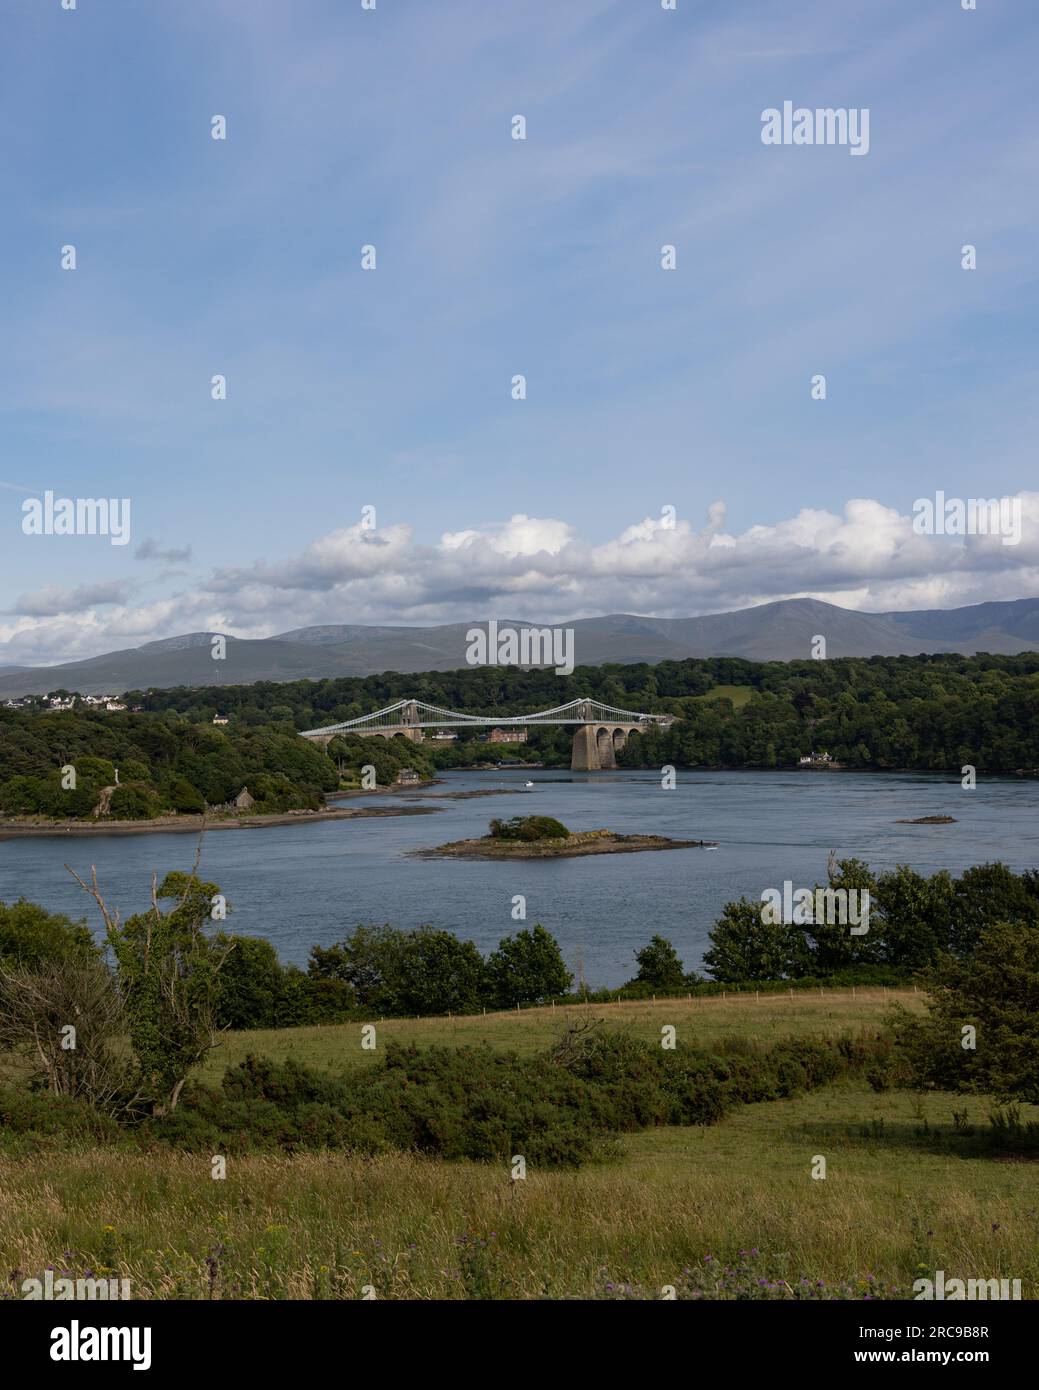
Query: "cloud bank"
3 494 1038 666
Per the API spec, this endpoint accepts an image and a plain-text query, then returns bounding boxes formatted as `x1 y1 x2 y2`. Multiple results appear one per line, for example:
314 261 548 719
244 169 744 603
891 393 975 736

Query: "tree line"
122 647 1039 772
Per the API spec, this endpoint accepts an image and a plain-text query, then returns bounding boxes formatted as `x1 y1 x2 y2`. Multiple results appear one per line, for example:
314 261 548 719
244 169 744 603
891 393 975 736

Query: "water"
3 769 1037 988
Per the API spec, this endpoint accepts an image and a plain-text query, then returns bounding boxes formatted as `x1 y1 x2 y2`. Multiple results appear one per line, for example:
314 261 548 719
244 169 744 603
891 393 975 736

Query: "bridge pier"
571 724 599 771
571 723 633 771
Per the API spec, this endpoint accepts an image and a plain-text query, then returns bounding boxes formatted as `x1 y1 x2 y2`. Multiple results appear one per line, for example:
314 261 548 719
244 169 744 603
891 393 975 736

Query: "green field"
196 985 918 1080
2 988 1036 1300
693 683 755 708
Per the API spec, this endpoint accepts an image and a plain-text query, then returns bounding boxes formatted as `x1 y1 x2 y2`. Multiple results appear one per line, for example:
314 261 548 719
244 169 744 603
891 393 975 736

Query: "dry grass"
3 988 1034 1300
199 986 921 1081
1 1082 1034 1300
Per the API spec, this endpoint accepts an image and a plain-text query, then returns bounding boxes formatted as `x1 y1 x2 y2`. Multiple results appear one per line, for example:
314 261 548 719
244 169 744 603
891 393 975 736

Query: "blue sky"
2 0 1038 665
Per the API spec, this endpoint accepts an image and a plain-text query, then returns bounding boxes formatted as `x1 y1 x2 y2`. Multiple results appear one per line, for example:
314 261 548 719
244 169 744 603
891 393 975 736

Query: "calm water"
3 769 1037 988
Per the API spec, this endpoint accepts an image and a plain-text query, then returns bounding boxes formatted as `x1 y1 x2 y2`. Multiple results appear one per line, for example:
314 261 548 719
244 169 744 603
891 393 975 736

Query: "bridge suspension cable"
300 696 672 738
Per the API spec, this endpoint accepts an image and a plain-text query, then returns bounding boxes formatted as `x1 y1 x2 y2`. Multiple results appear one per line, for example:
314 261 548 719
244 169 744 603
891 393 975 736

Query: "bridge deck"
299 697 673 740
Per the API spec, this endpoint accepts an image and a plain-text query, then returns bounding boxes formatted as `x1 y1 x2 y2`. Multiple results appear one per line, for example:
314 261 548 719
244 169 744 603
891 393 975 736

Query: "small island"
895 814 958 824
412 814 717 860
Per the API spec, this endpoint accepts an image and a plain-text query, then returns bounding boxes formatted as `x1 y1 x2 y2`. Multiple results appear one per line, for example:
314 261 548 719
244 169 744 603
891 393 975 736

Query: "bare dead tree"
0 957 145 1117
550 1017 607 1067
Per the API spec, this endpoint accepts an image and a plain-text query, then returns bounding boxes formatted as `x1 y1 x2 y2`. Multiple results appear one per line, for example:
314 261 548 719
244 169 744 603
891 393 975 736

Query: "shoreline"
0 803 440 840
411 831 718 861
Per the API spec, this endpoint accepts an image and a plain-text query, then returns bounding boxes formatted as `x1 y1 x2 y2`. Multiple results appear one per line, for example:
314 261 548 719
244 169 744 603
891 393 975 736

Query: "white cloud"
4 494 1038 667
13 580 135 618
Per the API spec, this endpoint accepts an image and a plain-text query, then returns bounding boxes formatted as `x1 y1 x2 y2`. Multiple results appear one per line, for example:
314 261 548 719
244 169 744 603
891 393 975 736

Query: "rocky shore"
411 828 718 860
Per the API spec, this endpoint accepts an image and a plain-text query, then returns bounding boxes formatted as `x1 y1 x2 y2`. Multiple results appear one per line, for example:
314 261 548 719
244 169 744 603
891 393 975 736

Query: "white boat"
524 780 535 788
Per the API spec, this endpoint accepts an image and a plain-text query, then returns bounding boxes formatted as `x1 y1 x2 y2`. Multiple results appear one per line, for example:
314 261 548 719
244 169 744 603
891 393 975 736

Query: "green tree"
890 921 1039 1104
74 868 233 1113
308 925 402 1010
949 862 1039 957
108 783 162 820
164 776 206 814
487 924 572 1006
213 933 283 1029
631 934 686 989
489 815 569 841
0 900 97 968
396 927 489 1015
702 899 805 982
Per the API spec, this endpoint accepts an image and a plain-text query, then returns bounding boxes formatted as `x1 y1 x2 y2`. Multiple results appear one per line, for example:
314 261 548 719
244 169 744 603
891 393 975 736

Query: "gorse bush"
0 1085 123 1152
142 1026 890 1168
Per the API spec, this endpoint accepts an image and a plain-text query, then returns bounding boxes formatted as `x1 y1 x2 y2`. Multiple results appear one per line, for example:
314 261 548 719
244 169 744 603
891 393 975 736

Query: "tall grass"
2 1080 1035 1300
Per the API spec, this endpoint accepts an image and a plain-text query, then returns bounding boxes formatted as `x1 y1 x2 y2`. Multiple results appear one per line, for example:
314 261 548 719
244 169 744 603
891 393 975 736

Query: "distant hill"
2 597 1037 698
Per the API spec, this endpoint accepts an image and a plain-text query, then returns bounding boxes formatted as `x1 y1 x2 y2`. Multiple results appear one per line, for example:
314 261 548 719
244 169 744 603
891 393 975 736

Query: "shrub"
164 776 206 814
107 783 162 820
488 815 570 841
0 900 98 968
0 1086 122 1148
141 1027 882 1168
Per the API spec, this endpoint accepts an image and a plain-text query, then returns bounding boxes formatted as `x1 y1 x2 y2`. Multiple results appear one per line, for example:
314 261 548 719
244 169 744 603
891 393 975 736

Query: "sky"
2 0 1038 667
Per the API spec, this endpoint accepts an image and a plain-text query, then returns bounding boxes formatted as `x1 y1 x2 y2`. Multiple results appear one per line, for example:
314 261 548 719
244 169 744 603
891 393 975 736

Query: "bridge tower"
399 700 424 742
572 702 636 771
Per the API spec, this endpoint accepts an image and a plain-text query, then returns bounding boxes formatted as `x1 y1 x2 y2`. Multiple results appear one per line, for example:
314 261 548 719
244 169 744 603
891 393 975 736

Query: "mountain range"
2 597 1038 699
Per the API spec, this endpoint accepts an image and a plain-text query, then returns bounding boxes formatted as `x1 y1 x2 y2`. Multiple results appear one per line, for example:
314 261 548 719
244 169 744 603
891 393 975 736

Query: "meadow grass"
3 988 1036 1300
198 985 920 1081
692 683 755 708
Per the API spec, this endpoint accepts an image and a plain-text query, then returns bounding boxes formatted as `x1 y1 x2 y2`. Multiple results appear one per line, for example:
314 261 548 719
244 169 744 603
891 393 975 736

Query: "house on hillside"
396 768 423 785
213 715 230 726
488 727 527 743
233 787 255 810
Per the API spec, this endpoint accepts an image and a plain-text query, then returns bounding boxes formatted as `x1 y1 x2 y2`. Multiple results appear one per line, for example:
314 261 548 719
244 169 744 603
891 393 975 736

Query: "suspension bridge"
300 698 675 770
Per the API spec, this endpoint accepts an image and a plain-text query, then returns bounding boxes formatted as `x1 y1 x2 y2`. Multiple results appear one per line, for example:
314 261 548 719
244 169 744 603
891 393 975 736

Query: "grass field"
197 985 922 1081
2 988 1036 1301
693 683 755 708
